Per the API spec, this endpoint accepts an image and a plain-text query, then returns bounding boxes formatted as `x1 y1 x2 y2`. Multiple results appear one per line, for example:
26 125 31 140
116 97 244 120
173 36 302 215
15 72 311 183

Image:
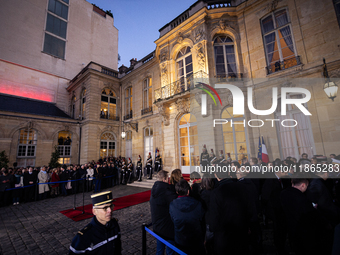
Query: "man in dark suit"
281 175 333 254
209 169 255 254
262 165 289 255
23 167 38 202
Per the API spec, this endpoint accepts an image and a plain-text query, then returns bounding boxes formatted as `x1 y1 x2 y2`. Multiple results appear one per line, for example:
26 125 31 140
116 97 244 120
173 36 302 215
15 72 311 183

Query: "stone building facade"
1 0 340 174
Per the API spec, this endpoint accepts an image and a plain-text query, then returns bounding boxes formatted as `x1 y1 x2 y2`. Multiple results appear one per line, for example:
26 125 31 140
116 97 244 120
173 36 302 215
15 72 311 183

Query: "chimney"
130 58 138 67
118 64 128 74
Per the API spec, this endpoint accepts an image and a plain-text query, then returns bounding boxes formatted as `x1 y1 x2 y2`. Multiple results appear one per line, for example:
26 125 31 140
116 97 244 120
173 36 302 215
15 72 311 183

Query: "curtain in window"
276 12 294 53
293 112 313 156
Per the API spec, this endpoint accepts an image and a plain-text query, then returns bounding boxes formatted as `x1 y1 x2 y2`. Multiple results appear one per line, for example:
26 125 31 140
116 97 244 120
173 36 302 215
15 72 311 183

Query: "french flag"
262 137 269 163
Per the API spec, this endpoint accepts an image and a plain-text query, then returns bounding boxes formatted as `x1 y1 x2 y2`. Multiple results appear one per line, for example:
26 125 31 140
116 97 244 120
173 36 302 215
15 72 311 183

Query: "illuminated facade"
1 0 340 172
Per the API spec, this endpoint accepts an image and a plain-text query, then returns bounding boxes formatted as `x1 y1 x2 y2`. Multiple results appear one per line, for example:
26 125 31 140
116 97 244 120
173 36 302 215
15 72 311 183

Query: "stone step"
127 177 156 189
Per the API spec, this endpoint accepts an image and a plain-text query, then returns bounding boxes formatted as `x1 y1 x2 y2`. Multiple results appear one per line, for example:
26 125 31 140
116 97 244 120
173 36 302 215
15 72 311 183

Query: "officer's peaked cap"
91 191 113 206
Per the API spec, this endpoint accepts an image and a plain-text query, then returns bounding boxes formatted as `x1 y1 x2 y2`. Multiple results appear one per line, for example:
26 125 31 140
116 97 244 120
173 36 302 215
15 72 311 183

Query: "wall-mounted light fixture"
323 58 338 101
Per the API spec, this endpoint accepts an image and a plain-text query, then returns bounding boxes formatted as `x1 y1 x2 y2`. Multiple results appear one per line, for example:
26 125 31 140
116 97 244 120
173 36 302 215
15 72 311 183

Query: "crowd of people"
150 152 340 255
0 155 155 207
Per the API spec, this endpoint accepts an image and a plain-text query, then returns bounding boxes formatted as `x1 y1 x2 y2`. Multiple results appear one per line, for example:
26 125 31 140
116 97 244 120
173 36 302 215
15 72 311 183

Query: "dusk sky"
89 0 195 68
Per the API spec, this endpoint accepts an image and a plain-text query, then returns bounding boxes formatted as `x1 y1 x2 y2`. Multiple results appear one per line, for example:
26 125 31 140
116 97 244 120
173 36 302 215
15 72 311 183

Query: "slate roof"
0 93 71 119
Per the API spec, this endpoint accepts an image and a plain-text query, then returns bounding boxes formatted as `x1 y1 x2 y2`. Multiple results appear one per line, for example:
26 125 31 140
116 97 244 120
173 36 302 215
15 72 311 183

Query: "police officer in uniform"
200 145 209 169
136 155 143 182
146 152 153 179
154 150 162 173
69 191 121 254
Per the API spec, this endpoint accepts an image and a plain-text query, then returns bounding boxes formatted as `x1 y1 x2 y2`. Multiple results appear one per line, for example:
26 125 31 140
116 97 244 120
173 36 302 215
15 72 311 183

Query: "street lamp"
323 58 338 101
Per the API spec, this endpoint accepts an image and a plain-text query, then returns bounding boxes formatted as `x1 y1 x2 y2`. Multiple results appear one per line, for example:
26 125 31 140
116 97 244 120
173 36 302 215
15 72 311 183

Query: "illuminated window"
100 88 117 120
261 8 298 74
214 36 237 78
81 89 86 120
43 0 69 59
176 46 193 92
142 78 152 114
276 95 315 159
17 128 37 167
126 131 132 159
221 107 249 162
57 131 72 165
100 132 116 158
144 127 153 162
125 87 133 120
178 113 199 171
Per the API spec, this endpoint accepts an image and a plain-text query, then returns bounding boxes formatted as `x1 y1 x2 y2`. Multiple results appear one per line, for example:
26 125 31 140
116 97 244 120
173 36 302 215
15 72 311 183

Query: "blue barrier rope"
144 227 187 255
3 174 117 191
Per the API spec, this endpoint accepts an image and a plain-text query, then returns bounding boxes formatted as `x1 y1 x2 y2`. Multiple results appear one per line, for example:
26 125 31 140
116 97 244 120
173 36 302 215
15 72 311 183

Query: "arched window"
178 113 199 174
214 36 237 78
17 128 37 167
275 94 315 159
71 96 76 119
142 78 152 115
125 131 132 159
100 132 116 158
100 88 117 120
261 8 298 74
125 87 132 120
176 46 193 92
57 131 72 165
144 127 153 161
81 89 86 120
221 107 249 162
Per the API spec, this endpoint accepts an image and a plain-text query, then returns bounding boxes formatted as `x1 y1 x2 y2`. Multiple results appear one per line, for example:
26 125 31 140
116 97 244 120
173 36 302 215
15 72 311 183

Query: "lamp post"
323 58 338 101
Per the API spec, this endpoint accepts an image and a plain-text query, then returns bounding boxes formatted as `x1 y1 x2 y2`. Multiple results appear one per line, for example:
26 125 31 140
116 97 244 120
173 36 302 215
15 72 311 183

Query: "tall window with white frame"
100 132 116 158
261 8 299 74
214 36 237 78
221 107 249 162
125 87 132 120
125 131 132 160
275 94 315 159
17 128 37 167
144 127 153 162
43 0 69 59
100 88 117 120
142 78 152 115
176 47 193 92
178 113 199 174
57 131 72 165
81 89 86 120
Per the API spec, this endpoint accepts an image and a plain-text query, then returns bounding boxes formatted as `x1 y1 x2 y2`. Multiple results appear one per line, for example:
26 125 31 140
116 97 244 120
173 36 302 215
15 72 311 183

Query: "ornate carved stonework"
27 121 35 129
64 125 70 131
175 98 190 114
160 48 168 62
161 63 169 86
194 26 205 43
157 104 170 126
177 32 184 44
211 19 237 33
329 68 340 78
196 43 206 70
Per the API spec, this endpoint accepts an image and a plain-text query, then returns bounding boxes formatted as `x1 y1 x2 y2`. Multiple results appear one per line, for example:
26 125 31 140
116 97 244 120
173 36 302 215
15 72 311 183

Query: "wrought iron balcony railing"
155 71 208 101
266 55 301 75
124 111 133 120
141 106 153 115
100 113 119 121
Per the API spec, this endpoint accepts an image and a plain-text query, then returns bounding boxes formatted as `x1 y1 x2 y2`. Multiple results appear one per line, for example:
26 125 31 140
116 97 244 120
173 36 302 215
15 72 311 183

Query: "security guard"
200 145 209 168
146 152 153 179
136 155 143 182
154 150 162 173
69 191 121 254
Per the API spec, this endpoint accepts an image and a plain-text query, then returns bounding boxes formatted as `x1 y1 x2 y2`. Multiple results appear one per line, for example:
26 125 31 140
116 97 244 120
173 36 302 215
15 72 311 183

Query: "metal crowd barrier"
142 223 187 255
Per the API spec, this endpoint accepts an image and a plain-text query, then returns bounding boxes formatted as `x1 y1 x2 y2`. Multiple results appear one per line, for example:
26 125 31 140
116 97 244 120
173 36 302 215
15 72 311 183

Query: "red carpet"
60 190 151 222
